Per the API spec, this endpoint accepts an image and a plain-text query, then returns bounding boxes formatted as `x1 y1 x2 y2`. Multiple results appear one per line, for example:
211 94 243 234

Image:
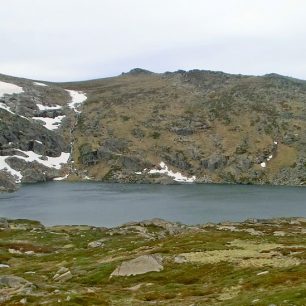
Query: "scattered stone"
111 254 163 277
87 240 104 248
8 248 22 254
217 225 240 232
53 267 72 282
273 231 286 237
257 271 269 276
20 298 27 304
139 218 185 235
53 271 73 282
62 244 75 249
127 284 142 291
54 267 68 276
0 264 10 268
243 228 264 236
174 255 187 264
24 250 35 255
0 275 34 293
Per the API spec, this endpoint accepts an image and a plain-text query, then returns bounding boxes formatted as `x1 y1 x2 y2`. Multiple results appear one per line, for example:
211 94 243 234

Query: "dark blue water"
0 182 305 227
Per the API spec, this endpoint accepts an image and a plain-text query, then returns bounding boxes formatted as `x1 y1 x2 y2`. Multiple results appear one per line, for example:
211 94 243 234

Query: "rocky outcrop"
0 275 35 303
111 254 163 277
0 171 17 192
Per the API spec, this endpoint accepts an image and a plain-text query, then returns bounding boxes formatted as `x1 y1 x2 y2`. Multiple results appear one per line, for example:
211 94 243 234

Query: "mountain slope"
1 69 306 190
0 74 86 191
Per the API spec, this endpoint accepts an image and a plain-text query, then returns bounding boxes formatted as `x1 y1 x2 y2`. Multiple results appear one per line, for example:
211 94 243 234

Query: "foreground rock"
111 254 163 277
53 267 73 282
0 275 33 290
0 275 35 303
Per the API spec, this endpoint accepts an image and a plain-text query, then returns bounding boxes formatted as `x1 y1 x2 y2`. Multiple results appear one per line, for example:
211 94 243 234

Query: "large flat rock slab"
111 254 163 277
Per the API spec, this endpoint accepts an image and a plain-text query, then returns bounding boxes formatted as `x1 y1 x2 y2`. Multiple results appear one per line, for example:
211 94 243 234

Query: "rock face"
0 74 74 189
71 70 306 186
0 171 17 192
111 254 163 277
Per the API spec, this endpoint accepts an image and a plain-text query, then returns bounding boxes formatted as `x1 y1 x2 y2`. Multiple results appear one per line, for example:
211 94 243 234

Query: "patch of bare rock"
111 254 163 277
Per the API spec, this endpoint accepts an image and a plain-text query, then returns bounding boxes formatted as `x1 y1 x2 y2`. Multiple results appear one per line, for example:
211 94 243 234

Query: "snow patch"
53 174 68 181
260 162 266 168
37 103 62 111
145 161 196 183
35 140 42 145
33 82 48 87
65 89 87 113
0 102 14 114
32 115 65 130
0 156 23 182
0 150 70 183
14 150 70 170
0 81 24 98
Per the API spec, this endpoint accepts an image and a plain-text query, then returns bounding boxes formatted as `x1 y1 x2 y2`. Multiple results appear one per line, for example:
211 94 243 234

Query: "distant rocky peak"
122 68 153 76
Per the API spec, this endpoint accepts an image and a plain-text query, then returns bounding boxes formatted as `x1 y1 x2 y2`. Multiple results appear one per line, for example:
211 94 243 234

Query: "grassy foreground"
1 217 306 305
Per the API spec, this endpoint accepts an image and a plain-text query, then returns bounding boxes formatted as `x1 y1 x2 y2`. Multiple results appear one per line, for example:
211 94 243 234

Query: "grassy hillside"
1 217 306 305
1 68 306 188
60 69 306 185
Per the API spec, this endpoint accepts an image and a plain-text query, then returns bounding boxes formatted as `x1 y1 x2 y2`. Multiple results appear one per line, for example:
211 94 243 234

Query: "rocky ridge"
2 69 306 190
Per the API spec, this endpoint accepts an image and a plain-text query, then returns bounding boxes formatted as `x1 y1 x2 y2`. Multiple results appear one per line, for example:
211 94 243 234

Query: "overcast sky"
1 0 306 81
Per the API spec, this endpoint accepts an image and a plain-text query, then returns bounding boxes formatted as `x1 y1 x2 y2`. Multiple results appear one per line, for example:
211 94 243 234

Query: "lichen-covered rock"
0 171 17 192
0 275 34 292
111 255 163 277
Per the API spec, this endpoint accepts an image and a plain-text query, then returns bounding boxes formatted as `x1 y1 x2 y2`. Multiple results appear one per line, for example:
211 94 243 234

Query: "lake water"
0 182 306 227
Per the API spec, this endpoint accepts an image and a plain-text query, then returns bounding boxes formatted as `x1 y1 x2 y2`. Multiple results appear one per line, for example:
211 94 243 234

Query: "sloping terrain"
0 74 86 191
1 69 306 190
64 69 306 186
1 217 306 305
